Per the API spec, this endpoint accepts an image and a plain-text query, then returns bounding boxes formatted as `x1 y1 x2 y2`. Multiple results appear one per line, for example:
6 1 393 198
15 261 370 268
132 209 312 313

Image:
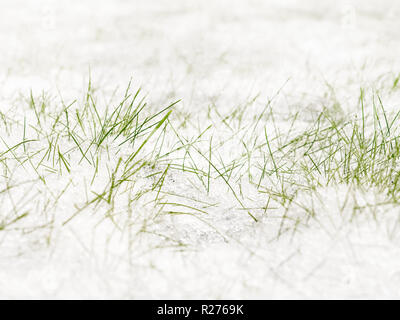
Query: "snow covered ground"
1 0 400 299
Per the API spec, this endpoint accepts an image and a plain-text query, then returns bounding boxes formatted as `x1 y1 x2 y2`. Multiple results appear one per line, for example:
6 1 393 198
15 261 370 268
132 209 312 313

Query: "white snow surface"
1 0 400 299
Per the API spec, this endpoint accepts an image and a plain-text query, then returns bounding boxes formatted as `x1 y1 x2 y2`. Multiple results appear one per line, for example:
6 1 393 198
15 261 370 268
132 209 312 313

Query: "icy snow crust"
1 0 400 298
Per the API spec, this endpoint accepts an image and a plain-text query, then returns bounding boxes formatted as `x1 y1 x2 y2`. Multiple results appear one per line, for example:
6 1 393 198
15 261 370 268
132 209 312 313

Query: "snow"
1 0 400 299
